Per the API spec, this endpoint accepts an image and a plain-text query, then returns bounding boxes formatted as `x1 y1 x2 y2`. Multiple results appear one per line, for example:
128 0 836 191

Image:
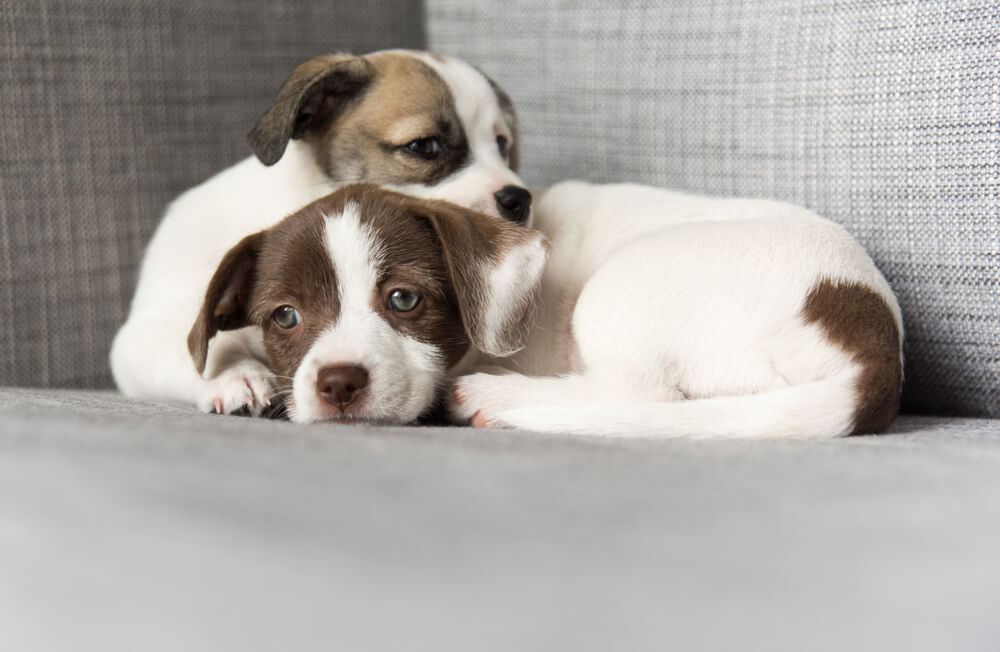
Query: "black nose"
494 185 532 224
317 365 369 410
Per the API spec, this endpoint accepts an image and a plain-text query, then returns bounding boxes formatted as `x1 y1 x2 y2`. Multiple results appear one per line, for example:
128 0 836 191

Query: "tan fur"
314 53 469 184
247 53 373 166
247 51 520 187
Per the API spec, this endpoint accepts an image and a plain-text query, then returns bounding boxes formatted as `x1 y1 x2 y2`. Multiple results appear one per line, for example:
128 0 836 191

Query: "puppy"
187 185 546 424
111 50 530 415
450 182 904 439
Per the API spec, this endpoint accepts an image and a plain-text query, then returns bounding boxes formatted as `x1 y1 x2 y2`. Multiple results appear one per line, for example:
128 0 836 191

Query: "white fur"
110 140 333 413
289 207 443 424
110 51 526 414
452 181 903 439
480 237 548 356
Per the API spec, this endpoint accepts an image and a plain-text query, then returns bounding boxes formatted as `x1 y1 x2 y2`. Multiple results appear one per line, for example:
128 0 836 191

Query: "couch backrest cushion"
0 0 425 389
428 0 1000 418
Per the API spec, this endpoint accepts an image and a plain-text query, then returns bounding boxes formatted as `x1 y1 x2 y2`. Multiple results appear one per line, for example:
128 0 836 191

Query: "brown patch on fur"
187 231 265 375
399 193 544 356
356 186 545 357
248 54 374 166
248 211 341 387
802 280 903 434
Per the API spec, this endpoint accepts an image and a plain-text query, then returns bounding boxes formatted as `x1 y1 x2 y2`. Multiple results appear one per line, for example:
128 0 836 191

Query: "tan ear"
408 198 548 357
187 232 266 375
248 54 373 166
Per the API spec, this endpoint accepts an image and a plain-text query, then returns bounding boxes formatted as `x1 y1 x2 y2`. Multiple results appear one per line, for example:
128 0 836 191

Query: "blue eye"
388 289 421 313
273 305 302 329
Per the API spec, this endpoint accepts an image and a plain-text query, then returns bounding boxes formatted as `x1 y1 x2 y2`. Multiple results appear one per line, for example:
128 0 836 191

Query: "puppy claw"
198 361 276 418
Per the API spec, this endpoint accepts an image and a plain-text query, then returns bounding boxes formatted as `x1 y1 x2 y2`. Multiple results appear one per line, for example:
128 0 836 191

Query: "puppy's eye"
387 289 421 313
404 137 444 160
273 305 302 329
496 135 510 159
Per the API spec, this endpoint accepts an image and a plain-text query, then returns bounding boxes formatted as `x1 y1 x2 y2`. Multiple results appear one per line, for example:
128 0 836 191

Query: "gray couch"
2 1 999 650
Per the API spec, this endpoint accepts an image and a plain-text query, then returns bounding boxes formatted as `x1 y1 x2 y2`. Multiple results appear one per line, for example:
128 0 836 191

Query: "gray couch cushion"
427 0 1000 418
2 387 1000 651
0 0 425 389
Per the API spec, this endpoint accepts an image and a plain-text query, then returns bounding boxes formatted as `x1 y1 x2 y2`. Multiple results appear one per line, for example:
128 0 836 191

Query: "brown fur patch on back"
802 280 903 434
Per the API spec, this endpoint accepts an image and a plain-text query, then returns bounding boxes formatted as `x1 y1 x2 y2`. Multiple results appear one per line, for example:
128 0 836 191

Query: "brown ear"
408 198 548 357
248 54 374 166
187 232 266 375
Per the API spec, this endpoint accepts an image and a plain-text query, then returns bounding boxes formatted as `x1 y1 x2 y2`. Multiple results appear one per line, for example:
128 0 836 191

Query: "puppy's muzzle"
494 186 532 224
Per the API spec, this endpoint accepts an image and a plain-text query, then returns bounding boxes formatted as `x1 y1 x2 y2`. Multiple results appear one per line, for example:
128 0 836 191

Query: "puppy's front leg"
198 328 276 416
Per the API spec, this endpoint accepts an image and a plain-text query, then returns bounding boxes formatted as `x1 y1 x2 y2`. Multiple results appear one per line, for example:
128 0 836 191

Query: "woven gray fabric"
427 1 1000 417
0 0 425 389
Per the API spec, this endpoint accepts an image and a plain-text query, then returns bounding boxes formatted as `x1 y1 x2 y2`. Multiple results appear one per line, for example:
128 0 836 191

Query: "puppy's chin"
285 398 431 426
310 415 393 427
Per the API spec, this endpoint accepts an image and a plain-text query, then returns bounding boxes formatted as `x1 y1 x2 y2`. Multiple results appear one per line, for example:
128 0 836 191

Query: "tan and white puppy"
450 182 904 439
111 50 529 415
187 185 546 423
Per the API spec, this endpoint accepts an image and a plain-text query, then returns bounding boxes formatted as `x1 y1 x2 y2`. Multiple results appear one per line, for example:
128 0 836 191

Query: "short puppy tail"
492 369 876 440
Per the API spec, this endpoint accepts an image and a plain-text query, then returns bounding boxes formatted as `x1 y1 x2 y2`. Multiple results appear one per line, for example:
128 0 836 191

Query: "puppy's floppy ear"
248 54 374 166
408 198 548 357
187 232 266 375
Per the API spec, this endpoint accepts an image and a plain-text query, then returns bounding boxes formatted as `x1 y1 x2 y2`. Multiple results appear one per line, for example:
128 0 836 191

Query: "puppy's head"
249 50 532 224
187 185 547 425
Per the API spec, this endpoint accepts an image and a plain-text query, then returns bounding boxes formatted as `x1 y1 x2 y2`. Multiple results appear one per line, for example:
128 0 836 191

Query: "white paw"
450 372 526 426
198 360 276 417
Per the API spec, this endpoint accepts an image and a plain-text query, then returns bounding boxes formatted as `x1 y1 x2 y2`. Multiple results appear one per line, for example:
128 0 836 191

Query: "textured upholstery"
427 1 1000 417
0 0 425 389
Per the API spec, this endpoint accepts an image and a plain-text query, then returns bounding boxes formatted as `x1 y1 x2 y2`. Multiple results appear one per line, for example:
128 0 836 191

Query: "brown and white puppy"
111 50 530 415
187 185 546 424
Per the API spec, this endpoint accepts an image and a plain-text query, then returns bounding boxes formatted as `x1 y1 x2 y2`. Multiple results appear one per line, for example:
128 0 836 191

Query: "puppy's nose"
317 365 369 409
494 185 532 224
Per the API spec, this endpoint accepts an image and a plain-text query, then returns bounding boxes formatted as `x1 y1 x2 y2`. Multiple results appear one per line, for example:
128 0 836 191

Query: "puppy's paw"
198 360 276 417
450 372 528 426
